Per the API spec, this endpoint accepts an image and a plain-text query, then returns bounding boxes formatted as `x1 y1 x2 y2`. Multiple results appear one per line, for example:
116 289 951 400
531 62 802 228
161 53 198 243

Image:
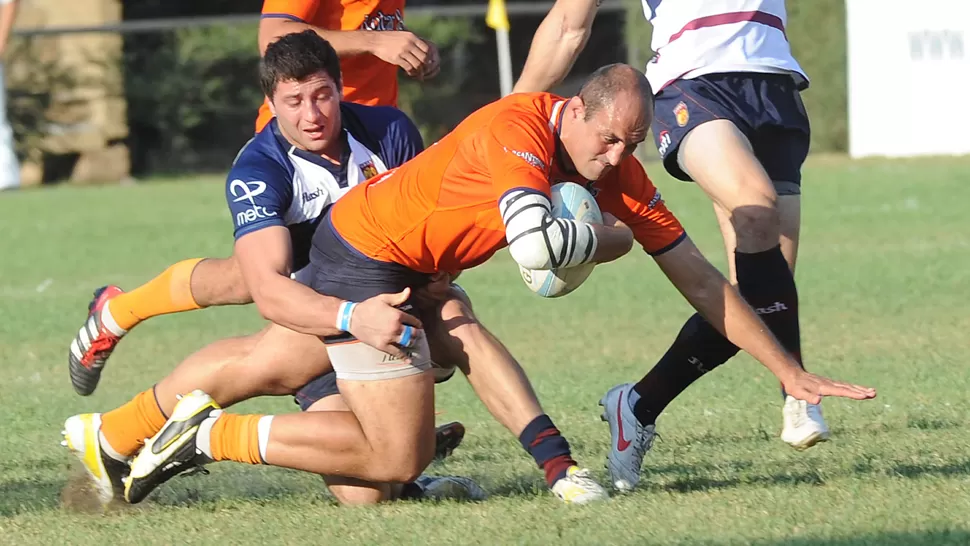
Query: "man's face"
269 71 342 155
564 93 650 181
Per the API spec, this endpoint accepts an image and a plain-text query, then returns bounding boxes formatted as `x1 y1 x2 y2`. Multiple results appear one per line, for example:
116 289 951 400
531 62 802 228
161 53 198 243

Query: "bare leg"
153 324 330 415
307 394 402 505
189 255 254 306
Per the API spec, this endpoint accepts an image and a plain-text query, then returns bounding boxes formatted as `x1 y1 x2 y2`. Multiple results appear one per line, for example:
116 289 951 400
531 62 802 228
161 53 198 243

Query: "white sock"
100 301 128 337
195 411 223 459
257 416 274 463
98 430 129 463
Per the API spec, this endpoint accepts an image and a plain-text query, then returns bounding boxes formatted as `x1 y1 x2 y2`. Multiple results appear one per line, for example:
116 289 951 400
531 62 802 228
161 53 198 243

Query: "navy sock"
632 313 739 425
735 245 802 398
734 245 802 365
518 414 577 487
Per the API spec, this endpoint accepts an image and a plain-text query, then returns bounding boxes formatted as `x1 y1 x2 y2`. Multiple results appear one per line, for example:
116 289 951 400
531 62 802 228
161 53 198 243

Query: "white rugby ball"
519 182 602 298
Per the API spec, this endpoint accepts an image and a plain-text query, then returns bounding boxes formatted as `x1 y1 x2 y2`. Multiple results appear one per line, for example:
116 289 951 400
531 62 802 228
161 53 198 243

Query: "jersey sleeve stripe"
581 224 595 262
646 231 688 256
260 13 307 22
499 187 546 212
503 202 548 225
558 219 573 267
507 225 548 247
540 216 557 267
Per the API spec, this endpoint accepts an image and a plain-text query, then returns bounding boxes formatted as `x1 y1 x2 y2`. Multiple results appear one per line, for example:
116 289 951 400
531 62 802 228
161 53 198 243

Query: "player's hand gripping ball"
519 182 602 298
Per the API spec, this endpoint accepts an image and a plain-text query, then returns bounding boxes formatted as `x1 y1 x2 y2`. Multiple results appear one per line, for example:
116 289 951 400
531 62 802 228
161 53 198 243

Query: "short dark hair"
260 30 342 99
577 63 653 121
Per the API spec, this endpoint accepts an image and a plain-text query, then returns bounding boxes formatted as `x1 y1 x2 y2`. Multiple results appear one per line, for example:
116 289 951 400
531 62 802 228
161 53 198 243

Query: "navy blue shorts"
294 372 340 410
308 210 433 336
291 209 436 409
652 72 811 190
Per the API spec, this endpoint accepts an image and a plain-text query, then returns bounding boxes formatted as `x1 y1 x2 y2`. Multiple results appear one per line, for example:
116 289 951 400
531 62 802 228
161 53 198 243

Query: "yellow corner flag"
486 0 510 31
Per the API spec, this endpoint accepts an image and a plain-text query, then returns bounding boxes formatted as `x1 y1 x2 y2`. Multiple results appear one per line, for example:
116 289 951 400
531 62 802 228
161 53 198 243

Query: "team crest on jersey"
360 160 379 180
360 9 405 31
674 102 689 127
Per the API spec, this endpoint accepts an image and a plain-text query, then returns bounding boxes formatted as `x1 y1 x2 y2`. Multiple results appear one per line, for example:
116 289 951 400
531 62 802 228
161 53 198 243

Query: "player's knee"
328 483 392 506
372 454 426 484
375 434 435 483
731 204 781 252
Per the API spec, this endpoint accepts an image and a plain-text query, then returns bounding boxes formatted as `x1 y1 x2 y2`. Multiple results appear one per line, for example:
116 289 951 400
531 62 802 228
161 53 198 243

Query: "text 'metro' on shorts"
308 210 434 382
652 72 811 194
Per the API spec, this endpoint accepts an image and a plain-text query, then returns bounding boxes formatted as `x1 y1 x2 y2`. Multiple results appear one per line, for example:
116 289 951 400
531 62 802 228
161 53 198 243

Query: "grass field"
1 155 969 545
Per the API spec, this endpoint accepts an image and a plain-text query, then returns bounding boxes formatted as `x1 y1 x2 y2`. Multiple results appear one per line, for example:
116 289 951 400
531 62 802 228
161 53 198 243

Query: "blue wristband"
337 301 357 332
398 324 414 347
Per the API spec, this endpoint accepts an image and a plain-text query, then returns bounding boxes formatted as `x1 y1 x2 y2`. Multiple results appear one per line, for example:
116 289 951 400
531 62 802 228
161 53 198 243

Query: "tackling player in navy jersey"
62 31 482 508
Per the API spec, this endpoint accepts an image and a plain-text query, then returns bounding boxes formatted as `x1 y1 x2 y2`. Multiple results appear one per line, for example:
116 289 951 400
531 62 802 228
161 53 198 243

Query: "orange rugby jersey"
330 92 687 274
256 0 406 131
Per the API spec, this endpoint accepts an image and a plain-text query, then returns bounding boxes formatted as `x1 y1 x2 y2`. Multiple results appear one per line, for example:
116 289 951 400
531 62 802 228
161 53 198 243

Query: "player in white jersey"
515 0 828 491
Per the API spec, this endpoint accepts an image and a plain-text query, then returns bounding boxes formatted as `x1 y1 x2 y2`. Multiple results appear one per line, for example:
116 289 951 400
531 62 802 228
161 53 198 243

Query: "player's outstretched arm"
653 237 877 403
513 0 601 93
234 227 421 357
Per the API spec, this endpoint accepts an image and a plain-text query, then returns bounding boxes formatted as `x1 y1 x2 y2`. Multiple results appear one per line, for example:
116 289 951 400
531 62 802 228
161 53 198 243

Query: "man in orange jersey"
255 0 440 131
62 31 481 509
65 0 440 397
121 65 876 506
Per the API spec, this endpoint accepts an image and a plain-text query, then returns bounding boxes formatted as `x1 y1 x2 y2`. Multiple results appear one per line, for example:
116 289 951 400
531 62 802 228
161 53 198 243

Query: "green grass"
1 155 969 545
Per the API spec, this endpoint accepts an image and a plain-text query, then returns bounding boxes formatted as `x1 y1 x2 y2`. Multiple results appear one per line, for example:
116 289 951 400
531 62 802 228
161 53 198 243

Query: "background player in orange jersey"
121 65 875 507
256 0 440 131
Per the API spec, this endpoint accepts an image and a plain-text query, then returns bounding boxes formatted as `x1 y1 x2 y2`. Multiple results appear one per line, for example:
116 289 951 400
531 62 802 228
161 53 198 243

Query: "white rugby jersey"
641 0 808 92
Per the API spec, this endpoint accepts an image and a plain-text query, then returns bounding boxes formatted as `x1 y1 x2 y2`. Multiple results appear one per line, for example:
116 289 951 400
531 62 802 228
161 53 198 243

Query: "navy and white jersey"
225 102 423 269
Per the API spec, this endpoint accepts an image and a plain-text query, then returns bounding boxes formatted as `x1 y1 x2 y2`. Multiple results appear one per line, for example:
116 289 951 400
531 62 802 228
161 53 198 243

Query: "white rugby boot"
781 395 830 450
124 390 220 504
62 413 130 506
551 466 609 504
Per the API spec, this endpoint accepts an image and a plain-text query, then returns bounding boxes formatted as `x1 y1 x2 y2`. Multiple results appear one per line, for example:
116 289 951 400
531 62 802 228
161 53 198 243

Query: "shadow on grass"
22 452 970 513
642 456 970 495
663 417 965 450
0 476 64 516
653 467 825 494
747 529 970 546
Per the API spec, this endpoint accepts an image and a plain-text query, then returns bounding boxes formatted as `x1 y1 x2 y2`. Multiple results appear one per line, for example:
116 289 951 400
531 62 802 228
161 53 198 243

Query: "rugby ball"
519 182 602 298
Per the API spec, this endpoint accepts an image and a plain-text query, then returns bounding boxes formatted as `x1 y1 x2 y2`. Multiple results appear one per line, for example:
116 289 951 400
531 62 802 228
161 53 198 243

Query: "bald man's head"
577 64 653 123
559 64 653 181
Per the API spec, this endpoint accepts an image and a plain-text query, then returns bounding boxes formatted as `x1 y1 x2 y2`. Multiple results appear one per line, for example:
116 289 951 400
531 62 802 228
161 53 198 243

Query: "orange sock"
106 258 204 331
208 414 268 465
100 388 168 457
